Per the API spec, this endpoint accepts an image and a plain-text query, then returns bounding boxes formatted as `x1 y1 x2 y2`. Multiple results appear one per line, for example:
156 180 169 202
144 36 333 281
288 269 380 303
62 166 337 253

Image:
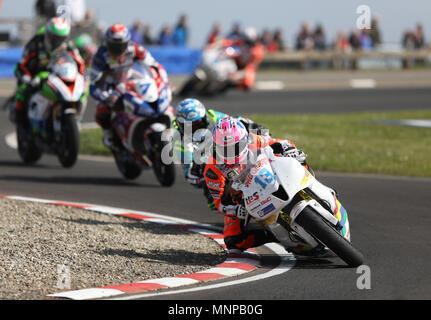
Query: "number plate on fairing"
242 155 285 221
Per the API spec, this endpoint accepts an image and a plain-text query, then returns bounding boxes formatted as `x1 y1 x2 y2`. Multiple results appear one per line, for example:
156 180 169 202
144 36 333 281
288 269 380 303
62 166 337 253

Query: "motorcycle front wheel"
57 113 80 168
295 206 364 267
16 124 42 164
113 149 142 180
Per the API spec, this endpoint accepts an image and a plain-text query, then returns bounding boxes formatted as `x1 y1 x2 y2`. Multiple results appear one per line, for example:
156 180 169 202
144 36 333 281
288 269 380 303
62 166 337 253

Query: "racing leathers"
214 38 264 90
89 42 168 133
204 133 309 251
14 28 85 123
173 108 227 210
173 111 270 210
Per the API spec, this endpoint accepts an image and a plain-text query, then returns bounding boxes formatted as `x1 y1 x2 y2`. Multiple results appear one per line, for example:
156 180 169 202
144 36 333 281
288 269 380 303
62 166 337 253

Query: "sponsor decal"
260 197 271 206
258 204 276 217
245 192 259 206
207 180 221 190
300 170 312 187
245 158 269 187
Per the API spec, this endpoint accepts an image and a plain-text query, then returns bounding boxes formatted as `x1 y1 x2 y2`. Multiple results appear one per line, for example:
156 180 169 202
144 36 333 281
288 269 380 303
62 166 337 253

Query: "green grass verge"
80 110 431 177
248 110 431 178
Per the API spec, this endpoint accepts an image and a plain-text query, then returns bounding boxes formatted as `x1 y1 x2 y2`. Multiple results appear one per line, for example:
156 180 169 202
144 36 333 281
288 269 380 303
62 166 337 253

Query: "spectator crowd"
30 1 430 52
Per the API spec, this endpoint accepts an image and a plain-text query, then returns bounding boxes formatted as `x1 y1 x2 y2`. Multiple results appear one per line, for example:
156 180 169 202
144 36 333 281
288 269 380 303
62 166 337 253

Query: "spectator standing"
227 22 243 41
402 31 416 50
273 28 286 52
173 14 188 46
334 31 351 52
414 24 425 49
313 24 326 51
260 29 272 46
70 9 103 44
348 31 361 51
56 0 86 26
35 0 57 29
260 30 278 53
207 22 222 45
359 29 373 51
143 25 154 45
158 25 174 46
130 20 144 45
35 0 56 19
295 22 314 51
369 17 382 48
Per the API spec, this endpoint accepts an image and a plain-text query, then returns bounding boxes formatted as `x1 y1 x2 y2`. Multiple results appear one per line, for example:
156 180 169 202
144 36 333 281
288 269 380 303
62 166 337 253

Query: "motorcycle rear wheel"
295 206 364 267
178 75 201 97
151 133 175 187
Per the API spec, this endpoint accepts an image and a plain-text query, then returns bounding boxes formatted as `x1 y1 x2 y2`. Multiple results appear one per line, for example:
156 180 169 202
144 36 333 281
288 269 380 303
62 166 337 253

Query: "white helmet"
244 27 258 44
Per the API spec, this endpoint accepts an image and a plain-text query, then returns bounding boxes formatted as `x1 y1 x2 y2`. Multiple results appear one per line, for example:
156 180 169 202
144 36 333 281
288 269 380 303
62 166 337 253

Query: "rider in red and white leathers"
89 23 168 147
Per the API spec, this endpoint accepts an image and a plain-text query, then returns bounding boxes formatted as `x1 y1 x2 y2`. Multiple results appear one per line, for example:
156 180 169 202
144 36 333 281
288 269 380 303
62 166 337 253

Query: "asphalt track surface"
0 86 431 300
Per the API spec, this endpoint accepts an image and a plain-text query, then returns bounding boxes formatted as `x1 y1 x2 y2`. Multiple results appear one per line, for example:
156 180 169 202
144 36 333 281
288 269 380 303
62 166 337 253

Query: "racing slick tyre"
178 74 201 97
57 113 80 168
16 124 42 165
295 206 364 267
151 132 175 187
113 150 143 180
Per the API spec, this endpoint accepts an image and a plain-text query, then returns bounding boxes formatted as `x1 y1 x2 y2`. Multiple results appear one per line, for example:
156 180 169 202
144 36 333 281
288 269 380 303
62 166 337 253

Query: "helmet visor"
177 117 208 135
47 32 67 51
214 135 249 165
107 40 129 57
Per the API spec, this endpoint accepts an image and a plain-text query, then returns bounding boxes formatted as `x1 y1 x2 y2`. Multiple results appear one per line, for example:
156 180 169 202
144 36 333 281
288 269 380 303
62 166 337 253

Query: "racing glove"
22 75 42 90
271 142 307 163
235 205 248 220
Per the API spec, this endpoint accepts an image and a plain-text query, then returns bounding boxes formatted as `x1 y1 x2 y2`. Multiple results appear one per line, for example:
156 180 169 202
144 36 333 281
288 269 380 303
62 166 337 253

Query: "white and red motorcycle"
232 146 364 267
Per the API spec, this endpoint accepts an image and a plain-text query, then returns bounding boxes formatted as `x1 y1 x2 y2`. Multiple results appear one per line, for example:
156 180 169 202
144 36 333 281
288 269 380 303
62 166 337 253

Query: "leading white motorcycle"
231 146 364 267
178 44 239 97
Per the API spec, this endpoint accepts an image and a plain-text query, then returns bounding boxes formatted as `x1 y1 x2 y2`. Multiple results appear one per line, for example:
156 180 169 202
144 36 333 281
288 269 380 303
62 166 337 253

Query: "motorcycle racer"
75 33 97 68
210 27 264 92
89 23 168 148
173 99 269 210
204 117 330 254
13 17 86 126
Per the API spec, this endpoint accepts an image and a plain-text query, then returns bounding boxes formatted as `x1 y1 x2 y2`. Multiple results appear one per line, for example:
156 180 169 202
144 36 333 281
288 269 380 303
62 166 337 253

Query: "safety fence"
1 46 431 78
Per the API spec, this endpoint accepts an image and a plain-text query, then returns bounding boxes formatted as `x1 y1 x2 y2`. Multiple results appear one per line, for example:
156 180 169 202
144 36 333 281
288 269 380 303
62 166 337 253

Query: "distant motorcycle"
178 44 240 97
16 53 87 168
232 146 364 267
109 66 176 186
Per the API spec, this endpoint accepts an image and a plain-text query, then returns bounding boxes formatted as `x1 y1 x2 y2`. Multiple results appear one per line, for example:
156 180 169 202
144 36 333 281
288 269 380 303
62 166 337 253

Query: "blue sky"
1 0 430 48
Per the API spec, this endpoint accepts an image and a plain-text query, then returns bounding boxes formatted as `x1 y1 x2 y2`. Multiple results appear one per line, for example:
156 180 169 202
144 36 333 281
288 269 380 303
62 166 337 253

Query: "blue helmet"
175 99 209 134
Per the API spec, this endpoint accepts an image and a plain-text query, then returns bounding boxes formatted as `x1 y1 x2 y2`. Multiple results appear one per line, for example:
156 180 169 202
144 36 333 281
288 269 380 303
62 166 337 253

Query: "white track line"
349 78 377 89
255 81 285 91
